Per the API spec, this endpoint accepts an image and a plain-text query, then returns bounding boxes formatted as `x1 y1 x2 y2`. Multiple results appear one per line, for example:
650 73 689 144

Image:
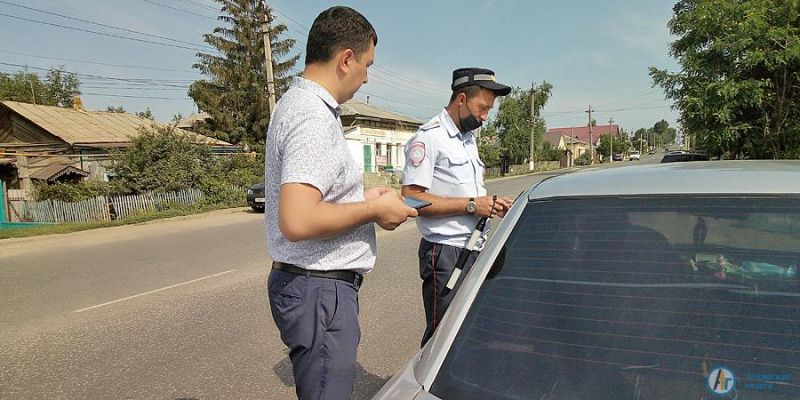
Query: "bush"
574 151 592 166
109 124 216 195
197 177 246 208
33 180 111 202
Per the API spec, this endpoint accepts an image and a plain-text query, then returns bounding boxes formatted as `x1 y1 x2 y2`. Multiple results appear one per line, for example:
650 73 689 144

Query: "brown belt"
272 261 363 289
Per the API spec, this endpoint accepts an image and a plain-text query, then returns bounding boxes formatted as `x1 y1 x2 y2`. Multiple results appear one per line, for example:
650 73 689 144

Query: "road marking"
74 269 236 313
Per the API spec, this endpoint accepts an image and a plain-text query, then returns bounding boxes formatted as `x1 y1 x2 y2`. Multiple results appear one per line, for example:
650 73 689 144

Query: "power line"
81 92 194 100
176 0 218 12
0 1 216 51
0 62 198 86
0 49 200 74
0 13 208 52
270 21 446 99
595 90 663 108
267 3 450 93
139 0 218 20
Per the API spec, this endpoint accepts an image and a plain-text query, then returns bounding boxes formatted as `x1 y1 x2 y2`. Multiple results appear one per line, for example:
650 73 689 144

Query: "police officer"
402 67 515 347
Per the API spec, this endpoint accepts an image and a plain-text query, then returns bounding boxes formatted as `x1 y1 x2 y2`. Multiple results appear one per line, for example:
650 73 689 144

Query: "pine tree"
188 0 299 145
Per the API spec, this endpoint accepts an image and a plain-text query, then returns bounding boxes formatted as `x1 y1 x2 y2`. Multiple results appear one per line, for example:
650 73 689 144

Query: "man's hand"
372 190 418 230
493 196 515 218
364 186 393 201
474 195 515 218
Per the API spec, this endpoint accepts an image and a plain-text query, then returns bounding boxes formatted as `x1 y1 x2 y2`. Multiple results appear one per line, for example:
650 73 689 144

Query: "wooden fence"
11 188 204 223
15 197 110 223
110 189 203 220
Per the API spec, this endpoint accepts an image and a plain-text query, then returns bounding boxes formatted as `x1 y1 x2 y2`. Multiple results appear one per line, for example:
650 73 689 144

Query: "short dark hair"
449 85 482 103
305 6 377 65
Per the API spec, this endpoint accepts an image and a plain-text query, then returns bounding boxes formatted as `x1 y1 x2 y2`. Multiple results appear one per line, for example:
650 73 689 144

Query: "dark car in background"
246 182 265 212
661 152 709 163
373 161 800 400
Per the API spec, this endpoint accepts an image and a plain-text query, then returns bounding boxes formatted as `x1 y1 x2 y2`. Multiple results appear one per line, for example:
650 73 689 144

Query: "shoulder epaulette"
419 120 441 131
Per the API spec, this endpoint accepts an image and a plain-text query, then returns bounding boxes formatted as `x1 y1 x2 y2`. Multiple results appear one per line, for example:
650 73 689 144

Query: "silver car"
374 161 800 400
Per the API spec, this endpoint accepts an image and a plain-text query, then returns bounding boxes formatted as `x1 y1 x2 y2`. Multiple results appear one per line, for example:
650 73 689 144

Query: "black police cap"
451 67 512 96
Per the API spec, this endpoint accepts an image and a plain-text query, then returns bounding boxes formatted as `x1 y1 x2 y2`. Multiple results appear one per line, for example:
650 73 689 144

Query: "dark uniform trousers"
418 238 479 347
268 268 360 400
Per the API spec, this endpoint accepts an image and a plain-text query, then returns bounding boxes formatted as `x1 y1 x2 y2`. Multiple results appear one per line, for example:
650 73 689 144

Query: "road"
0 156 656 399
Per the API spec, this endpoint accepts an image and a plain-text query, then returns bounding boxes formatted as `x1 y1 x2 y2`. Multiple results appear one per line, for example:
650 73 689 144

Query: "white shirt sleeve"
402 130 436 190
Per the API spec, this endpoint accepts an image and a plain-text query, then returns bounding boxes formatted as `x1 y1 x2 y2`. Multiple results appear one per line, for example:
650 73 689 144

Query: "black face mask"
458 101 482 132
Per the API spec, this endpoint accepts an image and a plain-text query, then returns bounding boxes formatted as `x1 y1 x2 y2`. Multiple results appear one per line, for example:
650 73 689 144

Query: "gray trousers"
268 269 360 400
418 238 479 347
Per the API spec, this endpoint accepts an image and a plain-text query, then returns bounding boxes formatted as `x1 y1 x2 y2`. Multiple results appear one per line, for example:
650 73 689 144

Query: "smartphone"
404 196 432 210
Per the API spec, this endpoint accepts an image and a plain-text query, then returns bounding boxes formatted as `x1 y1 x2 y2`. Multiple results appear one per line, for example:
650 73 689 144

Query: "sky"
0 0 682 134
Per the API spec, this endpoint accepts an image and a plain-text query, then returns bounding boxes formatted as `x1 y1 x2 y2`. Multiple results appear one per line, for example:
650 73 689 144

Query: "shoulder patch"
409 141 426 167
419 120 441 131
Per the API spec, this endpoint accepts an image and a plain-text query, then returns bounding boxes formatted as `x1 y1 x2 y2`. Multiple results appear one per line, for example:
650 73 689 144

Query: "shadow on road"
273 355 390 399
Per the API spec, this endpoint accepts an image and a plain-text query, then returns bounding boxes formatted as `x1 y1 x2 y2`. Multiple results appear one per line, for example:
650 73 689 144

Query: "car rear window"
430 196 800 399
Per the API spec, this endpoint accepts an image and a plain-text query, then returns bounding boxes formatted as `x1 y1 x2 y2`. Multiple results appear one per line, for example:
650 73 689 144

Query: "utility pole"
570 125 575 167
529 82 536 172
586 105 594 165
29 81 36 105
639 128 643 154
261 4 276 115
608 117 614 163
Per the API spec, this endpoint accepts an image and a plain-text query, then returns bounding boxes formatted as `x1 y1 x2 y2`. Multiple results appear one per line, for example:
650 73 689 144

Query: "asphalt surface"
0 155 658 399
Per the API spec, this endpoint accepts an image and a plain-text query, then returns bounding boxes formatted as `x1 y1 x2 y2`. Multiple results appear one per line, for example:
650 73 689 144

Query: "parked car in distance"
629 151 640 161
661 152 709 163
372 161 800 400
648 149 657 155
612 153 623 161
246 182 265 212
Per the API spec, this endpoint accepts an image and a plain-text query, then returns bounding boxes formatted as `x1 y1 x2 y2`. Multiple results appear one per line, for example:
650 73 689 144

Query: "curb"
0 206 251 245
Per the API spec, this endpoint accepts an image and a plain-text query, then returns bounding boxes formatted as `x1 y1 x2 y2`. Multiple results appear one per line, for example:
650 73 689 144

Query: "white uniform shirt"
403 108 488 249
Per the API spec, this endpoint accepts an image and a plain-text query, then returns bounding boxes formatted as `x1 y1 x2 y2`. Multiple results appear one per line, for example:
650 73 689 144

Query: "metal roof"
1 101 232 147
30 163 89 181
529 161 800 200
340 99 423 125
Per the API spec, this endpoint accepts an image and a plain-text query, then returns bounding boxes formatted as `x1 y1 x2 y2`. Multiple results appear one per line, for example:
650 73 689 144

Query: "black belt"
272 262 363 289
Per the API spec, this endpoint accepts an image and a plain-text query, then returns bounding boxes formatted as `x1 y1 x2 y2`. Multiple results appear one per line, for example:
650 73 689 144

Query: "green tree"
109 124 216 195
653 119 677 145
540 141 565 162
477 123 502 168
650 0 800 159
0 66 80 107
597 134 626 159
106 106 126 113
188 0 300 145
136 108 155 120
494 82 553 164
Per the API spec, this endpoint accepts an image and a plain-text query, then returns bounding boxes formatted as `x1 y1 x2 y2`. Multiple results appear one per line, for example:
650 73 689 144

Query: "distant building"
546 124 619 148
0 101 234 192
340 99 423 172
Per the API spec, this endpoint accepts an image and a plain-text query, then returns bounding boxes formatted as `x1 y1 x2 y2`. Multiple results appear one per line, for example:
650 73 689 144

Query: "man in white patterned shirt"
264 6 417 400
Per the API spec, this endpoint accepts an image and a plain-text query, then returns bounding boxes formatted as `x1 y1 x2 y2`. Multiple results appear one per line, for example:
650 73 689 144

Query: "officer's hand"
493 196 515 218
374 191 417 230
474 195 497 218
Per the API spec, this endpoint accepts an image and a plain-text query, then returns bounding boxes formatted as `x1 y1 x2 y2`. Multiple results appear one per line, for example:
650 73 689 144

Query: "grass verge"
0 203 244 240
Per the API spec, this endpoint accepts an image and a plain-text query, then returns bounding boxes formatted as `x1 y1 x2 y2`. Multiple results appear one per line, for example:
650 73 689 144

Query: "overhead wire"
0 13 207 52
0 1 216 51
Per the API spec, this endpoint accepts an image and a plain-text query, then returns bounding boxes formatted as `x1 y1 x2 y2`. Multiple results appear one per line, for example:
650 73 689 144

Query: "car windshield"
430 196 800 400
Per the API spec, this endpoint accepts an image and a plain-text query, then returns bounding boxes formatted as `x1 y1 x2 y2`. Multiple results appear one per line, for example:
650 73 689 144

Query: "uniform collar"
292 76 342 118
440 108 461 138
440 108 474 142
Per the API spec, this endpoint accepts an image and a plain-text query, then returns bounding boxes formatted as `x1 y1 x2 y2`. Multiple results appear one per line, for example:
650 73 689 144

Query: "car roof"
529 160 800 199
